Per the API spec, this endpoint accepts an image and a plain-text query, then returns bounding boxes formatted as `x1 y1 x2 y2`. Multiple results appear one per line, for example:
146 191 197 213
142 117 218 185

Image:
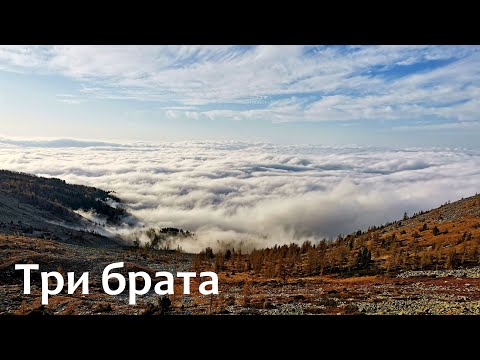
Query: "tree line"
192 221 480 279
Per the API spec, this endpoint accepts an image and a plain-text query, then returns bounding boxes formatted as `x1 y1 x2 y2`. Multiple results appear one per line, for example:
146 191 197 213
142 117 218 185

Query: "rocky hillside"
0 170 125 223
0 170 127 247
207 193 480 278
369 194 480 271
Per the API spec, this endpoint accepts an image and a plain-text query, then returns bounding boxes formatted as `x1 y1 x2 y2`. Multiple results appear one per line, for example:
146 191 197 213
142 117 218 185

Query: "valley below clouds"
1 138 479 252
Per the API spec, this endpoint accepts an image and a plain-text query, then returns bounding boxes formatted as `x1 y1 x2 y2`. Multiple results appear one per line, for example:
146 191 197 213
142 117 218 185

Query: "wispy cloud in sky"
1 45 479 129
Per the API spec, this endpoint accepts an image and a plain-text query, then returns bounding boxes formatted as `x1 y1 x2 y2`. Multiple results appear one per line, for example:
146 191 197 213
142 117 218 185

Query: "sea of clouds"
1 138 479 252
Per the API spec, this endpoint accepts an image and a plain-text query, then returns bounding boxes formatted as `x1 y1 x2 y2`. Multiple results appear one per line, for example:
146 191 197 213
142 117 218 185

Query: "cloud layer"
1 138 479 252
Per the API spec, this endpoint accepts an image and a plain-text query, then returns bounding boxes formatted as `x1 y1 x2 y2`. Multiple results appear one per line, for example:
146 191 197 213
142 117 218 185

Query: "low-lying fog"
1 138 479 252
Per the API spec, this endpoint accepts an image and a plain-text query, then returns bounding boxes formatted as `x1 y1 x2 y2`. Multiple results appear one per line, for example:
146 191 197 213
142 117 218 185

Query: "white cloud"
1 138 479 252
0 45 479 126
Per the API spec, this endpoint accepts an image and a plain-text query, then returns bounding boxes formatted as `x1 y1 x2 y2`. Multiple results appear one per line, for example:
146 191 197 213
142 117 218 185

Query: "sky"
1 45 480 147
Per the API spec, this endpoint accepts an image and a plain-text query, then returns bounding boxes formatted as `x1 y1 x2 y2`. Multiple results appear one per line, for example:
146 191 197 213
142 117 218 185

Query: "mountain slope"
238 194 480 278
0 170 127 247
367 194 480 271
0 170 125 223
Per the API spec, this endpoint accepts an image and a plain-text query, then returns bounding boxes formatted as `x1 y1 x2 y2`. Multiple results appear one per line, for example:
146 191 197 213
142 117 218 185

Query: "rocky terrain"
214 272 480 315
0 170 127 247
0 235 193 315
397 267 480 278
1 234 479 315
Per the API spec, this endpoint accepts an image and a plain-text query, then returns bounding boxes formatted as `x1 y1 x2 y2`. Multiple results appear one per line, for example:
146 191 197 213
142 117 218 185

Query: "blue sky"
1 45 480 147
